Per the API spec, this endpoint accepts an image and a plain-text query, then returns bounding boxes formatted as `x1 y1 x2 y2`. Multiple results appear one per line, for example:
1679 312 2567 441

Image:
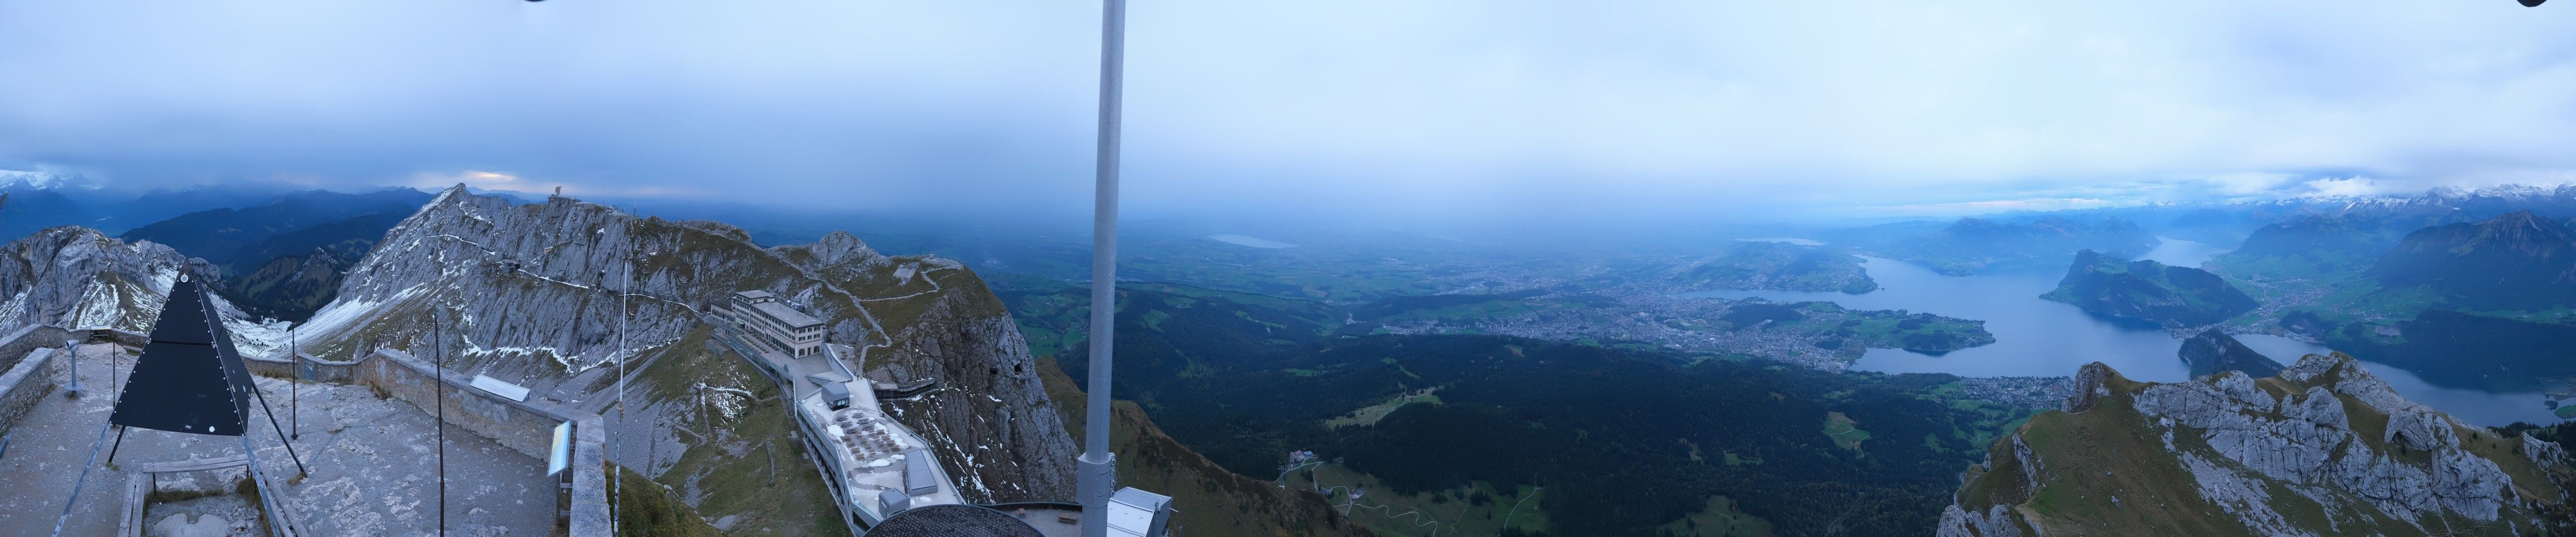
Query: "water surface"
1732 237 1826 246
1679 238 2555 425
1208 234 1298 248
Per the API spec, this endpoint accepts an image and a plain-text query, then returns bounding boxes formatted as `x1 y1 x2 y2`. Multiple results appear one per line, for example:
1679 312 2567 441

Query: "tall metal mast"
1077 0 1128 536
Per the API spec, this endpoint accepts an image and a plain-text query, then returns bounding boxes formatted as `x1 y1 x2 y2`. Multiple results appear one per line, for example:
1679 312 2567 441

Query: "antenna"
1078 0 1128 536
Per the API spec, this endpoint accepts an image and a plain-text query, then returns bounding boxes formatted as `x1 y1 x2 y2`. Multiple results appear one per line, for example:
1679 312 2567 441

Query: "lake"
1208 234 1298 248
1680 238 2556 425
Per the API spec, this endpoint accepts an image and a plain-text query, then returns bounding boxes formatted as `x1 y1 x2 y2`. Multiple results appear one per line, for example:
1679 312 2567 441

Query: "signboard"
548 421 572 476
470 374 531 402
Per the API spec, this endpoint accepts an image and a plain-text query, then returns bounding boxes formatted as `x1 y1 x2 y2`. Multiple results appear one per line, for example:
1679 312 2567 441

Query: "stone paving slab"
0 343 559 536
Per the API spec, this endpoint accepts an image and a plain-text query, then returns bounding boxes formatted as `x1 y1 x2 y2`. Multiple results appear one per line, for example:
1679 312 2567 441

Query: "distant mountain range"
0 183 316 239
2369 211 2576 311
1666 241 1877 293
2215 214 2412 275
1872 217 2159 275
105 189 432 321
118 188 431 272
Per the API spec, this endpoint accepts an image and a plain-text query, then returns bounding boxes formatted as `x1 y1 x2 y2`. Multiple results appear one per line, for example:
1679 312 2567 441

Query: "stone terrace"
0 341 559 536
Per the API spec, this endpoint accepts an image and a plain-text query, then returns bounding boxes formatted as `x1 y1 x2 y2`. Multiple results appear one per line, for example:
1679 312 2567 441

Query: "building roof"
736 289 776 300
863 504 1044 537
749 300 824 329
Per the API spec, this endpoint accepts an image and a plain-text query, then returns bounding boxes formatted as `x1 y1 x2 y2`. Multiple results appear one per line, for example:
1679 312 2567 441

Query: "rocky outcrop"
1938 353 2569 536
2063 361 2113 413
2041 250 2259 328
2177 328 2284 378
292 185 1078 502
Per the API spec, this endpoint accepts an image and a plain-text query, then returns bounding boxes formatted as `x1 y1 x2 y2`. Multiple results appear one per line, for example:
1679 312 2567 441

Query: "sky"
4 0 2575 225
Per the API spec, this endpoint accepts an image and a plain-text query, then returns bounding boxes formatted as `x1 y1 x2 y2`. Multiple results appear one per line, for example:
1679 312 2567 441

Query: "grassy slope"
633 324 847 536
1278 463 1550 537
611 465 727 537
1037 357 1377 537
1654 496 1775 537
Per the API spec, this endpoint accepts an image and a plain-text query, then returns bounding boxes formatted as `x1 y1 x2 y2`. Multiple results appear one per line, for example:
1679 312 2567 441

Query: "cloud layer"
4 1 2573 222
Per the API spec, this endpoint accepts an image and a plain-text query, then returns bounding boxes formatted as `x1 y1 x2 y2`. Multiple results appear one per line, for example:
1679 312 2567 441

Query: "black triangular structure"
109 278 254 436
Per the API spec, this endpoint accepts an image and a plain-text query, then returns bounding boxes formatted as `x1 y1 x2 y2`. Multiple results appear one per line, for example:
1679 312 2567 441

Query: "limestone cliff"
1939 354 2568 537
292 185 1077 502
0 227 288 355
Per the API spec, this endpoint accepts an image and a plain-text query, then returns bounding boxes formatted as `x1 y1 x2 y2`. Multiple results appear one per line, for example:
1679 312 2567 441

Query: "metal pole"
249 369 307 476
289 326 297 439
62 339 82 396
433 311 446 537
1078 1 1127 536
49 418 117 537
618 252 633 527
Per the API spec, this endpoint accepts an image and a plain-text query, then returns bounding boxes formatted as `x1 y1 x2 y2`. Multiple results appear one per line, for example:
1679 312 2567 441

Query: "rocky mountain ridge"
291 185 1079 502
1939 353 2568 536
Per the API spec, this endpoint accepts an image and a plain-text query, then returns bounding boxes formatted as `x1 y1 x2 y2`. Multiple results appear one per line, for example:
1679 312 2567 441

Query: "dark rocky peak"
2176 328 2284 378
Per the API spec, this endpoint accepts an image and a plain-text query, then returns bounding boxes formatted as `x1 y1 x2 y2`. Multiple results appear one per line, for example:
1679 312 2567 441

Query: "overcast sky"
4 1 2574 223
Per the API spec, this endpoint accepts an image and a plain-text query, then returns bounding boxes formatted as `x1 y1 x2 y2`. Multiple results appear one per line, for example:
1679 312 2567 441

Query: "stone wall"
351 349 573 459
0 325 74 373
244 353 293 379
87 328 145 349
0 347 60 436
0 325 74 436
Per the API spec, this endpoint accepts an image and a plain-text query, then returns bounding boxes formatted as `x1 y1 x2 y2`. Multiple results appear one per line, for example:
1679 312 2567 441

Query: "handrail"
128 454 249 474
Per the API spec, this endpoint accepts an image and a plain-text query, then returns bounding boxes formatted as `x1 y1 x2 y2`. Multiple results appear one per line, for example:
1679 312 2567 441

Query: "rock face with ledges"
294 185 1077 502
0 227 221 334
1938 353 2569 537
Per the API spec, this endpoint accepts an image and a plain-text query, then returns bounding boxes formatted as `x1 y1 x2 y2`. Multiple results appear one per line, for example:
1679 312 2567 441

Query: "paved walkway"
0 343 557 536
